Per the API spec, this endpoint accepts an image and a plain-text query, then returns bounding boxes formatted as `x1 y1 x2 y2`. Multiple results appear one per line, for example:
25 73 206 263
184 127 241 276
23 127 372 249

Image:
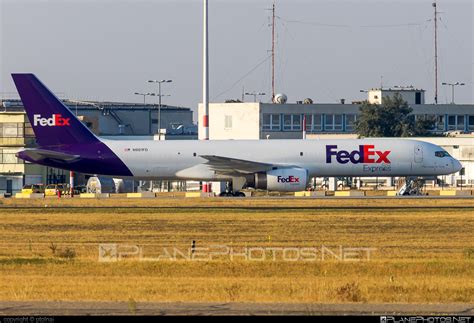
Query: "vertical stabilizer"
11 73 98 146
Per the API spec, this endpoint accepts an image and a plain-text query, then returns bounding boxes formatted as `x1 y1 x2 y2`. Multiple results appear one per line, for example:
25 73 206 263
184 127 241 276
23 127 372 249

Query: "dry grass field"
0 197 472 303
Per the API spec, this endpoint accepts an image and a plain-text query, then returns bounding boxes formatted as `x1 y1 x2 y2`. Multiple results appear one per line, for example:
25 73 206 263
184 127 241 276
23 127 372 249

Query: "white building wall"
368 89 425 105
198 103 260 140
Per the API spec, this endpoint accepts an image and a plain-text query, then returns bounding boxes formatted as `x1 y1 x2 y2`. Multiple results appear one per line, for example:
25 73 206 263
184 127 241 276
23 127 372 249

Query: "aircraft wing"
200 155 276 175
17 149 80 163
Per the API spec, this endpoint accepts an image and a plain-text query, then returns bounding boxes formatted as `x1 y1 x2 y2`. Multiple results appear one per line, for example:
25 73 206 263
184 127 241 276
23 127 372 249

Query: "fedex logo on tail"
33 114 70 127
326 145 391 164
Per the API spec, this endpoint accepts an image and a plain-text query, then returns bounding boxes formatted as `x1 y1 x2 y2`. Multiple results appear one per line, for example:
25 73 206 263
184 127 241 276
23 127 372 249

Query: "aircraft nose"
453 159 462 173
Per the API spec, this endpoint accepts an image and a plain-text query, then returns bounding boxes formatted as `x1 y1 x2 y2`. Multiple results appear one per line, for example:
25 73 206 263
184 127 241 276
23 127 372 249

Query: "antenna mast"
433 1 438 104
271 2 275 100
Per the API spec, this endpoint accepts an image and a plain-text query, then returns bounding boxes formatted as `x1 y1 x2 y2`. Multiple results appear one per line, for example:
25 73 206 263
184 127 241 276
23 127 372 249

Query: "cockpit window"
435 151 451 158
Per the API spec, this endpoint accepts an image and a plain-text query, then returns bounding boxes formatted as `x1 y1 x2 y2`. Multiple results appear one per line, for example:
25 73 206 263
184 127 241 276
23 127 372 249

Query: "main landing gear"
218 177 247 197
219 191 246 197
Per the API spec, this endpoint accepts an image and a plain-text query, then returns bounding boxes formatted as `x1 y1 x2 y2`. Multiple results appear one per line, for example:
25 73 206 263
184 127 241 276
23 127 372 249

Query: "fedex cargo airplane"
12 74 462 195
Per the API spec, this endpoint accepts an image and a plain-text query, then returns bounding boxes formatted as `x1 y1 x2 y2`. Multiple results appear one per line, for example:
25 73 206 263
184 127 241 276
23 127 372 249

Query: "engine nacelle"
253 168 308 192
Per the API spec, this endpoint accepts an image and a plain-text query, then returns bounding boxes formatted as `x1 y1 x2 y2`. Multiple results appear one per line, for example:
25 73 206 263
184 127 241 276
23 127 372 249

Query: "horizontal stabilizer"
17 149 80 163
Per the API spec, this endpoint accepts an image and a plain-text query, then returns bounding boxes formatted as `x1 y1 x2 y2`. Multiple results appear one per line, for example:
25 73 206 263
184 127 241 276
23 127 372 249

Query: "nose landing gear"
397 177 426 196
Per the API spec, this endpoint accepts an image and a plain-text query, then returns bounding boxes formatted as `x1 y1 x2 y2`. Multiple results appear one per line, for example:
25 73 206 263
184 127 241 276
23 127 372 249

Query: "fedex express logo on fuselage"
33 114 70 127
326 145 391 164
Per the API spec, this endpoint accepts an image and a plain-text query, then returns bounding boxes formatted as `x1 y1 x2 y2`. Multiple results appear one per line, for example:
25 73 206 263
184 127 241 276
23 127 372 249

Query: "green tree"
354 94 435 137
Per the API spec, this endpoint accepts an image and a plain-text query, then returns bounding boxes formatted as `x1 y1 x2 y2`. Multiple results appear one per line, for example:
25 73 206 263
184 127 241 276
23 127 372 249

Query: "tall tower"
433 1 439 104
202 0 209 139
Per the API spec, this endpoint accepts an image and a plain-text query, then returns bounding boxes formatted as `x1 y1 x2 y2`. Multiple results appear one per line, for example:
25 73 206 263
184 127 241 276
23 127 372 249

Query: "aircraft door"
414 145 423 163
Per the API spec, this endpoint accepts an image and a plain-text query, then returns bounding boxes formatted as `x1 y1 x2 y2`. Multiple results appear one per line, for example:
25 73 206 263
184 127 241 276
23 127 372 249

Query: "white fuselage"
104 138 461 180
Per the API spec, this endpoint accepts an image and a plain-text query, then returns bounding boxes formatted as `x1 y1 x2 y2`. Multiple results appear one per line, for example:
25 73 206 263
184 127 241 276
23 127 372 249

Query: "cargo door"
414 145 423 163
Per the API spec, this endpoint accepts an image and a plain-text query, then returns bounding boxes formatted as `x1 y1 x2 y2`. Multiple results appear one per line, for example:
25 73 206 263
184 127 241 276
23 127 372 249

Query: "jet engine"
251 168 308 192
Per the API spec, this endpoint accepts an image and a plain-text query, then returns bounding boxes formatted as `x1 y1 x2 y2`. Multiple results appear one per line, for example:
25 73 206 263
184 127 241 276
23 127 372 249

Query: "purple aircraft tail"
11 74 99 146
11 74 132 176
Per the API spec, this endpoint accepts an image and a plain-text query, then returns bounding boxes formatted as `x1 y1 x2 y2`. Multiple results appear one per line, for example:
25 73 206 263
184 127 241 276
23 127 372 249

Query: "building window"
293 114 301 131
283 115 292 131
468 115 474 131
448 115 456 130
283 114 301 131
304 114 322 132
263 114 271 130
0 149 23 164
313 114 322 131
325 115 332 130
262 114 281 131
0 123 24 138
25 123 34 137
325 114 343 131
436 115 445 131
335 115 343 130
415 92 421 104
345 114 357 132
224 115 232 129
447 115 465 131
304 114 312 131
456 115 465 130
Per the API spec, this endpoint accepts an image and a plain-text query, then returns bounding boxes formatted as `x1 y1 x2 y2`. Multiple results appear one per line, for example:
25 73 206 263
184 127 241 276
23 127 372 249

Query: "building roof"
1 98 192 112
368 87 426 92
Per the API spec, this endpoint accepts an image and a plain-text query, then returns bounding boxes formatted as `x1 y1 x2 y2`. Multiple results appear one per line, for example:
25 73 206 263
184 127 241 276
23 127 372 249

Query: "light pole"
245 92 266 102
441 82 465 104
134 92 154 105
148 80 172 137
